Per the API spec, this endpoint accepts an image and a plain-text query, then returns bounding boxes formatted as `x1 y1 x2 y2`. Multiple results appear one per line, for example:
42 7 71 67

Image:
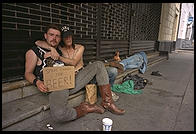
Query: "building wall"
158 3 181 41
178 3 194 39
2 3 162 81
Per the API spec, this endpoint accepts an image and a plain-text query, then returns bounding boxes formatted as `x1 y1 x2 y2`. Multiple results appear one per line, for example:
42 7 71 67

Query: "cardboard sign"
43 66 75 91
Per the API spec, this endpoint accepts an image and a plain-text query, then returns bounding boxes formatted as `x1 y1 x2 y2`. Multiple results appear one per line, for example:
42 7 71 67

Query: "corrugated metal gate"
130 3 161 41
2 3 162 82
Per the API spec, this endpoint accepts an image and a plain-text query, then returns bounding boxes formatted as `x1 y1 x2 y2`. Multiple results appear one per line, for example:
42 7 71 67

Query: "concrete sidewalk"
23 50 194 131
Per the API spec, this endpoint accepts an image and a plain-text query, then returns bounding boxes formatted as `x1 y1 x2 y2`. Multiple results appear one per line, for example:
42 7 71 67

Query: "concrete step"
2 51 167 130
2 80 40 104
146 51 160 59
2 90 85 130
2 85 40 104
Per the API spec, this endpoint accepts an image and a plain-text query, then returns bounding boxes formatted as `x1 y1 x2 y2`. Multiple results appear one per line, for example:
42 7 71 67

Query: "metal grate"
101 3 130 40
130 3 162 41
2 3 162 81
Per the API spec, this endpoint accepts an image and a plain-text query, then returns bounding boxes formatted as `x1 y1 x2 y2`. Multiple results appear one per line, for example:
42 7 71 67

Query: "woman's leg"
49 61 124 123
88 66 118 87
49 61 109 123
71 61 125 114
69 61 109 95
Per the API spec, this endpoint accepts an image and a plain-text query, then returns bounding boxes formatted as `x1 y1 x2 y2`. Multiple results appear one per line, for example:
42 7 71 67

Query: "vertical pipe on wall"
128 3 132 56
96 3 101 59
176 3 182 42
175 3 182 50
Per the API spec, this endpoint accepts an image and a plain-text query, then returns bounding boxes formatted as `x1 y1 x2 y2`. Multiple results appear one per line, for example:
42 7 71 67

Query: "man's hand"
36 80 48 92
44 52 52 59
50 47 60 60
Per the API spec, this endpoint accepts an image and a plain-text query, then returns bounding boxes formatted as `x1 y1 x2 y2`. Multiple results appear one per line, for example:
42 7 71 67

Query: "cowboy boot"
99 84 125 115
74 102 105 118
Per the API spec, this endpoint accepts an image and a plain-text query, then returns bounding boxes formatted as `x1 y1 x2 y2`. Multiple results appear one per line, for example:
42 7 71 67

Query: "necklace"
66 48 75 59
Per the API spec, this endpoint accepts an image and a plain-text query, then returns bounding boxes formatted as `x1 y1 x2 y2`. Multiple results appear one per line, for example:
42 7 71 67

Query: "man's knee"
49 90 76 123
50 107 76 123
50 108 66 123
93 61 105 69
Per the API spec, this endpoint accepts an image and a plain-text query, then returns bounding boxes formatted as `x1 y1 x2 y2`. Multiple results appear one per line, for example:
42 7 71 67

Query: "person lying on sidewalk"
108 51 148 74
31 25 125 123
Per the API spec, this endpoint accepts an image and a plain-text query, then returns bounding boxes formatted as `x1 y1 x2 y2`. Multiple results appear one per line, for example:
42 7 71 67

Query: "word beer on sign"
43 66 75 91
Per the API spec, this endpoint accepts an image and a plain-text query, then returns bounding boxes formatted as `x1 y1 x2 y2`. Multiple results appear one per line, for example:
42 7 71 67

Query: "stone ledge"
2 85 40 104
2 80 31 93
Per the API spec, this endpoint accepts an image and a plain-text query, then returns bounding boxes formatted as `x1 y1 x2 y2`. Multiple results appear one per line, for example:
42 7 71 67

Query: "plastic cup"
102 118 113 131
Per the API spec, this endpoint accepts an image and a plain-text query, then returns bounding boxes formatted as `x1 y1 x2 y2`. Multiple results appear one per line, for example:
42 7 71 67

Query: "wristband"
33 78 39 87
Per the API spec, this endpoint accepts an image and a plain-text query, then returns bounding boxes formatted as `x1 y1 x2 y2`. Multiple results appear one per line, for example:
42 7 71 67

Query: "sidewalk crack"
172 68 194 130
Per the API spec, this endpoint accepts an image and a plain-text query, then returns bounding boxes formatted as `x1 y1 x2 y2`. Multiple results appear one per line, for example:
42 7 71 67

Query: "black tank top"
31 45 62 81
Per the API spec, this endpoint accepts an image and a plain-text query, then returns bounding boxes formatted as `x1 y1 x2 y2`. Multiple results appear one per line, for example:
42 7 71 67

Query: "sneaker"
111 91 119 102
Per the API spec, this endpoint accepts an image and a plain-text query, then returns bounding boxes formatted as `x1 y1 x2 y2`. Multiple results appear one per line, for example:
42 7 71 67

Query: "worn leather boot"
74 102 105 118
99 84 125 115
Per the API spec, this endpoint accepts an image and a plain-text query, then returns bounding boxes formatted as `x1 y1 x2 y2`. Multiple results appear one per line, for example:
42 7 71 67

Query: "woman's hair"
114 50 119 56
60 25 75 49
60 35 75 50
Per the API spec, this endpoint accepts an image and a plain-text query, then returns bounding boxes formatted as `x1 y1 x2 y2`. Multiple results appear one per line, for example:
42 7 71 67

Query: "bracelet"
33 78 38 87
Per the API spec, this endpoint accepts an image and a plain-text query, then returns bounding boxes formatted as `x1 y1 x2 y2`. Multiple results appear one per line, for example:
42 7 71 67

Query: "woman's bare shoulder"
75 44 84 49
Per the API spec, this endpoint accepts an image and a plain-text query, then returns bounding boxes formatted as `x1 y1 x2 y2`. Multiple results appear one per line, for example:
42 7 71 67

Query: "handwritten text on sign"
43 66 75 91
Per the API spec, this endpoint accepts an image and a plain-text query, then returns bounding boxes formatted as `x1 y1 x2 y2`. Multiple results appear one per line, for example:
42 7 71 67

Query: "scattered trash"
48 127 54 130
46 123 53 130
151 71 167 80
151 71 162 77
104 60 108 63
122 74 148 90
102 118 113 131
146 80 153 85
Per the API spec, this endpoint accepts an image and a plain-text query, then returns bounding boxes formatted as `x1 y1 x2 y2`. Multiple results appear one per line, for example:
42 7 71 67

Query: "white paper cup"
102 118 113 131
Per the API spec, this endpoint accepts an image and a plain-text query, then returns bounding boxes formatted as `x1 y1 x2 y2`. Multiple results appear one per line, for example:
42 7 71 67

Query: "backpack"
122 74 148 90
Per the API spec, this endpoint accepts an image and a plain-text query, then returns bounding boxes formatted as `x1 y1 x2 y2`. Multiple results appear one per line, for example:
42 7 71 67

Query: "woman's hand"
50 47 60 60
